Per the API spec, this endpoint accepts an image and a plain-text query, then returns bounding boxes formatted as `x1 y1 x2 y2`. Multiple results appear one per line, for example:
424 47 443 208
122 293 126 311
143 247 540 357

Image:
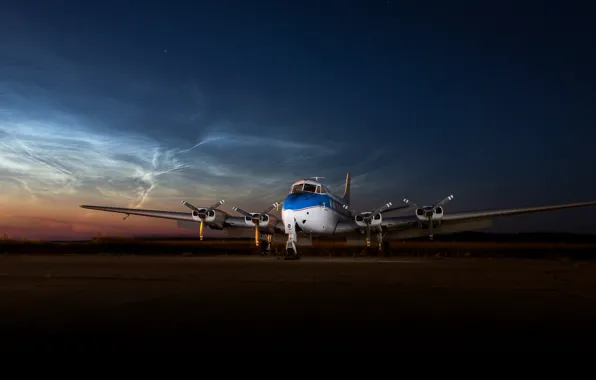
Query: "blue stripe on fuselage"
283 192 351 218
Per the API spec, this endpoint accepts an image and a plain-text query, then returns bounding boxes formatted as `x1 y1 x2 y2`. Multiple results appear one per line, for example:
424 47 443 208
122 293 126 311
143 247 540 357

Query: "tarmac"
1 253 595 351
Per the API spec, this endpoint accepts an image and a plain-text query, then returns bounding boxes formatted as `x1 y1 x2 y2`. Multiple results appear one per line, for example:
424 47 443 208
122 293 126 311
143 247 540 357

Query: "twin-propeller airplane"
81 172 596 260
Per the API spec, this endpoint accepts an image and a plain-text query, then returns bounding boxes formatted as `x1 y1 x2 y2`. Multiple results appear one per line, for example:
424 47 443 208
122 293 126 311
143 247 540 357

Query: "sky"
0 0 595 240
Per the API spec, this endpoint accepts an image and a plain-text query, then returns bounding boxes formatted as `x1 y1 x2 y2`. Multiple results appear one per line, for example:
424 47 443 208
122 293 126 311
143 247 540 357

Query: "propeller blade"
207 199 225 212
232 206 252 218
366 224 371 247
199 220 204 241
370 202 393 219
181 200 201 213
429 219 434 241
261 201 282 215
274 202 283 212
402 198 419 209
433 194 454 209
382 204 411 214
254 226 259 247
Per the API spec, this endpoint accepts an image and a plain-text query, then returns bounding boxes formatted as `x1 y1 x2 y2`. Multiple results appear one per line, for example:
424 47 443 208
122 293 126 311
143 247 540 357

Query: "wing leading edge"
332 199 596 236
80 205 195 221
78 204 283 231
381 199 596 232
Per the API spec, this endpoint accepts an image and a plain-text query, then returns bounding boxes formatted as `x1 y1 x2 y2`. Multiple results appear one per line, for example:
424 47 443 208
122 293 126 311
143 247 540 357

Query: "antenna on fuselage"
310 176 325 182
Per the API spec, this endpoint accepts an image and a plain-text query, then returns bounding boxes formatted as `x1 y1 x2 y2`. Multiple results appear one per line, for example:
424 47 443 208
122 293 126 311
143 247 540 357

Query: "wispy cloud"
0 84 344 213
0 41 357 237
0 117 312 208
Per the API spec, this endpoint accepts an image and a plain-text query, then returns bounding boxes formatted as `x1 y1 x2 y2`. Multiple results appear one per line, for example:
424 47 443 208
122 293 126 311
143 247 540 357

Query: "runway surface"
1 254 595 351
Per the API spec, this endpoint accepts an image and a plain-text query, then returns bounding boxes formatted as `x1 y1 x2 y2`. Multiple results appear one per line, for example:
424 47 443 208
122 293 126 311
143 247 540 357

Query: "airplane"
80 172 596 260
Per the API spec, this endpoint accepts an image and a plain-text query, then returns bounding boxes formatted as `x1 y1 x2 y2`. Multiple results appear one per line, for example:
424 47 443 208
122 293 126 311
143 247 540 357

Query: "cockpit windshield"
290 182 319 194
303 184 317 193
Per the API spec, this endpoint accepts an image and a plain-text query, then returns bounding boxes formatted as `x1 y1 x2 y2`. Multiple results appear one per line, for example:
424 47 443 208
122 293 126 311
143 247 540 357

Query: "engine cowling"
354 212 383 228
261 214 278 229
415 206 444 221
243 213 278 229
191 208 227 227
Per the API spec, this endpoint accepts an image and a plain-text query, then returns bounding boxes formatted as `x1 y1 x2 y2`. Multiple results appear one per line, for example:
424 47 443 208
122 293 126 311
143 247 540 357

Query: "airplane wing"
382 199 596 233
80 205 196 222
80 204 257 228
441 200 596 222
79 201 286 242
333 199 596 237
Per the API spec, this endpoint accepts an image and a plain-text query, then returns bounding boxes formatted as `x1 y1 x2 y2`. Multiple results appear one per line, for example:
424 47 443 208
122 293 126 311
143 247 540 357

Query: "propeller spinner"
403 194 454 240
352 202 394 247
232 201 282 247
181 199 225 240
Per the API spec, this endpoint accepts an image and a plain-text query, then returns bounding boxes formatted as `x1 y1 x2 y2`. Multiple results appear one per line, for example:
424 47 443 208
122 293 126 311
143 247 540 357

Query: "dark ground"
1 253 595 352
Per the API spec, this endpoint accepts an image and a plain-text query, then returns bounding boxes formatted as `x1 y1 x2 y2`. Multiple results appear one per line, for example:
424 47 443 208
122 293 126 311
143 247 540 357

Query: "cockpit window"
303 184 317 193
320 186 328 193
291 184 303 193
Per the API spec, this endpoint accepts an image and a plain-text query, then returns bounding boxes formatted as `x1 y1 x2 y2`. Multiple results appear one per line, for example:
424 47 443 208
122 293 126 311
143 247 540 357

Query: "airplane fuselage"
281 179 351 236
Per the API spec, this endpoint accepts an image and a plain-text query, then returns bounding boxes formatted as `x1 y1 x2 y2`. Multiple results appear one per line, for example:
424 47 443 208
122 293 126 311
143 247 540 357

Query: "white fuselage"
281 180 351 236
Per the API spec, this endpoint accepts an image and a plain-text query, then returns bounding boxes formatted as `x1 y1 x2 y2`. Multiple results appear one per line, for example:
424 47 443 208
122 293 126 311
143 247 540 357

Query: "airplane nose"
283 192 317 211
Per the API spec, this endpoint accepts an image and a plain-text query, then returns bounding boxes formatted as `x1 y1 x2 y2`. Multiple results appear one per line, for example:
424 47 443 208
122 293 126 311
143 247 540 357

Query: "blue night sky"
0 0 595 239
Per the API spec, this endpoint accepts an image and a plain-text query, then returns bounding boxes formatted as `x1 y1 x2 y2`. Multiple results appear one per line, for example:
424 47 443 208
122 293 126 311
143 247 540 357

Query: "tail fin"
343 172 351 206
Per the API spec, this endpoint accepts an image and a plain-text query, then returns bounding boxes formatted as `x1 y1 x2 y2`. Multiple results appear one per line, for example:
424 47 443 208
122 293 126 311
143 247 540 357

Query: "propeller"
402 194 454 240
181 199 225 241
274 202 283 212
352 202 393 247
232 201 282 247
381 203 412 214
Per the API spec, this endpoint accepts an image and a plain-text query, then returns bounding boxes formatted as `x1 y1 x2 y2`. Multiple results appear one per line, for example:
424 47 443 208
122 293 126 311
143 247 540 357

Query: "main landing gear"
362 232 390 256
260 240 271 256
379 233 390 257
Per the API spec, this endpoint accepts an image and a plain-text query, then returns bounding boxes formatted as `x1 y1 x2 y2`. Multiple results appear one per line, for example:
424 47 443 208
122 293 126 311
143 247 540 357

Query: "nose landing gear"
284 231 299 260
282 215 301 260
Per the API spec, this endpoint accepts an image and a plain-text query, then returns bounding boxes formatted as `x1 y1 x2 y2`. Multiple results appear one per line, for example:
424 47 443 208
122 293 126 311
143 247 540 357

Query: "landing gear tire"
382 241 390 257
284 248 300 260
260 241 271 256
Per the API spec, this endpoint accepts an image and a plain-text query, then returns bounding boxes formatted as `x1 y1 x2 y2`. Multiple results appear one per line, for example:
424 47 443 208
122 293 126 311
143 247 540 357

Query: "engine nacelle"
191 208 227 227
354 212 383 228
243 213 278 229
415 206 444 221
261 214 278 229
